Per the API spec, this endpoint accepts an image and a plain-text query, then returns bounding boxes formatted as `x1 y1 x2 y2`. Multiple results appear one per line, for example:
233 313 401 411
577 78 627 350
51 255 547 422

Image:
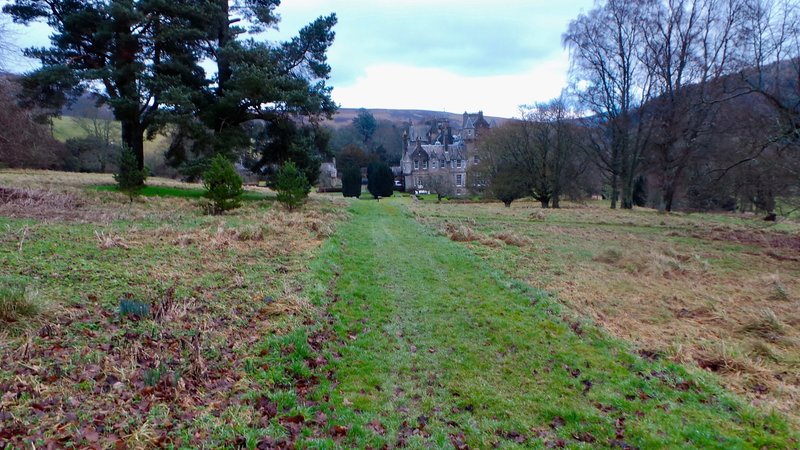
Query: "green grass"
294 198 797 448
92 184 269 201
0 275 39 324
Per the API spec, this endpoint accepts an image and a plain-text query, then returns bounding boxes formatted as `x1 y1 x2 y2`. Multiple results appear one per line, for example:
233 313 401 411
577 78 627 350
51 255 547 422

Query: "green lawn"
92 184 269 201
293 198 797 448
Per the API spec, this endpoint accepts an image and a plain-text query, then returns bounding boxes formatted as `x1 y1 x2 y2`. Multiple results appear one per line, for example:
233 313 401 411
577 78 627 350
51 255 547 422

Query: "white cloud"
332 54 570 118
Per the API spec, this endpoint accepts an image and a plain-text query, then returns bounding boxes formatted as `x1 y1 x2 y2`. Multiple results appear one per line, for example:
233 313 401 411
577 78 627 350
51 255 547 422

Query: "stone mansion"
400 111 491 196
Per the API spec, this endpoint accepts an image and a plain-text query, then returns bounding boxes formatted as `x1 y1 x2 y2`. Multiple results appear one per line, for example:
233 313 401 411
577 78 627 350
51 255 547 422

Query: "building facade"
400 112 490 196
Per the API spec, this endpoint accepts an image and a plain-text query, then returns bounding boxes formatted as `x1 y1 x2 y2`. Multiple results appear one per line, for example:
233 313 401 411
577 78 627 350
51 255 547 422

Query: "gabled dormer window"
414 160 419 170
423 160 428 169
456 159 462 168
431 160 437 169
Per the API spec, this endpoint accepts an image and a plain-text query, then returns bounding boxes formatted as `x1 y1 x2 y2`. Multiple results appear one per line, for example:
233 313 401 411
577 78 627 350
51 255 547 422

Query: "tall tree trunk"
113 1 145 171
120 120 145 170
610 172 619 209
552 191 560 208
621 179 634 209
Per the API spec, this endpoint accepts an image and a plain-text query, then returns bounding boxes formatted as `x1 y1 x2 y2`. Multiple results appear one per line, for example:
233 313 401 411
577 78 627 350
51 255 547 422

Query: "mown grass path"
309 199 796 449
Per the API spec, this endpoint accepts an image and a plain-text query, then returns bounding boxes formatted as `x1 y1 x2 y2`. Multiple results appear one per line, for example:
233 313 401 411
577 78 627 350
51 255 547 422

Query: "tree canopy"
4 0 338 177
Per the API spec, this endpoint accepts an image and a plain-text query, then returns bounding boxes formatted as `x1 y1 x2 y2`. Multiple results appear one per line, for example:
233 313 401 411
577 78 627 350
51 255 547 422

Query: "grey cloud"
277 1 592 84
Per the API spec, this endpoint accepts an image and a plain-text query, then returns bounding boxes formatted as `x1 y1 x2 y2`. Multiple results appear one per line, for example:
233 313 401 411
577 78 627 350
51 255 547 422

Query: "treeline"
329 109 405 165
476 0 799 215
2 0 338 183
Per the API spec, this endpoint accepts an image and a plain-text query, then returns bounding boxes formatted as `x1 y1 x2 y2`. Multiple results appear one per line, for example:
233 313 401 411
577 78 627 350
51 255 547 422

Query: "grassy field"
0 171 347 448
410 198 800 426
1 171 798 448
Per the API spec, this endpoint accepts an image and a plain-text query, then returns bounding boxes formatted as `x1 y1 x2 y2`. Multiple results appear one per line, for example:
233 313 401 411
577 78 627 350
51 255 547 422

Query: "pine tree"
275 161 311 211
114 147 148 202
167 1 338 176
202 154 244 214
4 0 218 170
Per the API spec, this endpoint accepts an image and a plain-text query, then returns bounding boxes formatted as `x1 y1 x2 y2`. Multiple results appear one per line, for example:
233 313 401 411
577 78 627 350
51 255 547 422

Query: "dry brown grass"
493 231 531 247
441 221 481 242
409 198 800 424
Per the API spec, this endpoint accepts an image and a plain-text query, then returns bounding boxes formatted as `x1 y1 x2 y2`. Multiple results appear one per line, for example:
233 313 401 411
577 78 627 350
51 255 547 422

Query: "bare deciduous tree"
564 0 655 209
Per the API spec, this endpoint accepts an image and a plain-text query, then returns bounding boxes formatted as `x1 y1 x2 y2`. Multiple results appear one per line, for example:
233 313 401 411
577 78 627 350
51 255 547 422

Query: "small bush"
0 276 39 323
203 154 244 214
114 147 148 202
275 161 311 211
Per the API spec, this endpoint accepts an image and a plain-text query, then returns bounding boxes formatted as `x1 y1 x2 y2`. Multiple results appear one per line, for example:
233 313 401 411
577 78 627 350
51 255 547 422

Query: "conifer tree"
341 165 362 198
275 161 311 211
367 162 394 199
202 154 243 214
114 147 148 202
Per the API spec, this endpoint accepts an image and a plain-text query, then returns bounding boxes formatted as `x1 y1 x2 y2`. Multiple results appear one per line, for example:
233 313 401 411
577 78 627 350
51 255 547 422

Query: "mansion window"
473 156 479 165
431 160 437 169
440 160 445 168
414 160 419 170
456 159 462 168
423 160 428 170
456 174 463 186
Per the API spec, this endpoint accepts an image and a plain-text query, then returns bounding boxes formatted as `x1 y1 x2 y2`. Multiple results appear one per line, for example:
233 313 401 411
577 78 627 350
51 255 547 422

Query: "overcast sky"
1 0 595 118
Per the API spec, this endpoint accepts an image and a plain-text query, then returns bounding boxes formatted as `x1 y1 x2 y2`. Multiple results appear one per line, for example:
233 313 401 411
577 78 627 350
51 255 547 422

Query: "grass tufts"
442 222 480 242
0 276 40 323
768 279 791 302
593 248 623 264
741 309 786 342
493 231 531 247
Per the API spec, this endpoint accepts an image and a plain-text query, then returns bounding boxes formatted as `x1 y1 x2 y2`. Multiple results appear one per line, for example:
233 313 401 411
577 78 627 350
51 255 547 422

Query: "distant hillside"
323 108 511 129
59 100 511 130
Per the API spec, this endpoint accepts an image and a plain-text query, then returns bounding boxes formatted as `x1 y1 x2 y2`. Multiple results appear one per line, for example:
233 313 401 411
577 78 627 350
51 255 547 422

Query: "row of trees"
476 0 798 213
3 0 337 182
